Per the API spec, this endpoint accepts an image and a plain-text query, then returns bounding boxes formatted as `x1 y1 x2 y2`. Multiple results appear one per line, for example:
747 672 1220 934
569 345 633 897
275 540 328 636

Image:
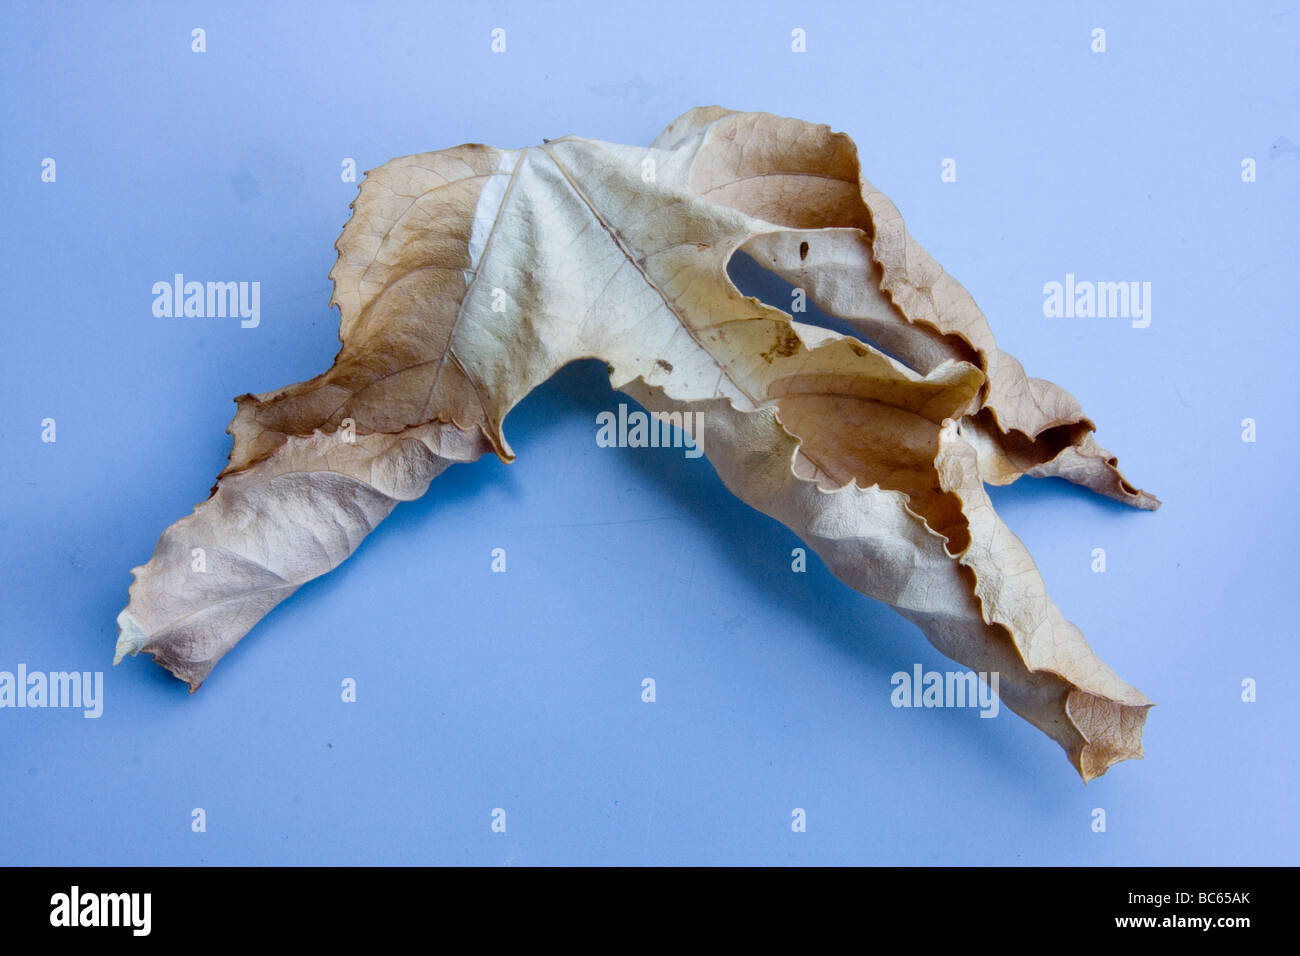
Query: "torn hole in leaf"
727 249 910 368
734 229 984 378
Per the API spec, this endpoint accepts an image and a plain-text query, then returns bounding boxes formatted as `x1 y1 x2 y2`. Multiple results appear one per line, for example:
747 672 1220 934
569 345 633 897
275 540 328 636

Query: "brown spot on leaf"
799 241 809 261
760 326 802 363
655 359 673 372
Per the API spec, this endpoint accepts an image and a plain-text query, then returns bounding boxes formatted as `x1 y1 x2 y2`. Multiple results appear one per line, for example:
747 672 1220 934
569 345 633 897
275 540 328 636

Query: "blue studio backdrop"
1 0 1297 864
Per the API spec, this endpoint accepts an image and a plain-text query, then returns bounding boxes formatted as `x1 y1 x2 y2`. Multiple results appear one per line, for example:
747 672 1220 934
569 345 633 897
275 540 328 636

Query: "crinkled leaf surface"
117 107 1157 781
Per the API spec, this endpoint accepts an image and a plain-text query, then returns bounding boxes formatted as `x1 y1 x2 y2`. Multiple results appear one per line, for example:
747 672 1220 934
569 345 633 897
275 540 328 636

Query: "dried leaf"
117 107 1157 781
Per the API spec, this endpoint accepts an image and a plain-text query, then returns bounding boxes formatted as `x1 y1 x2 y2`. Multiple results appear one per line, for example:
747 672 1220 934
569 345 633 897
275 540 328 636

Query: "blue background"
2 0 1297 865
